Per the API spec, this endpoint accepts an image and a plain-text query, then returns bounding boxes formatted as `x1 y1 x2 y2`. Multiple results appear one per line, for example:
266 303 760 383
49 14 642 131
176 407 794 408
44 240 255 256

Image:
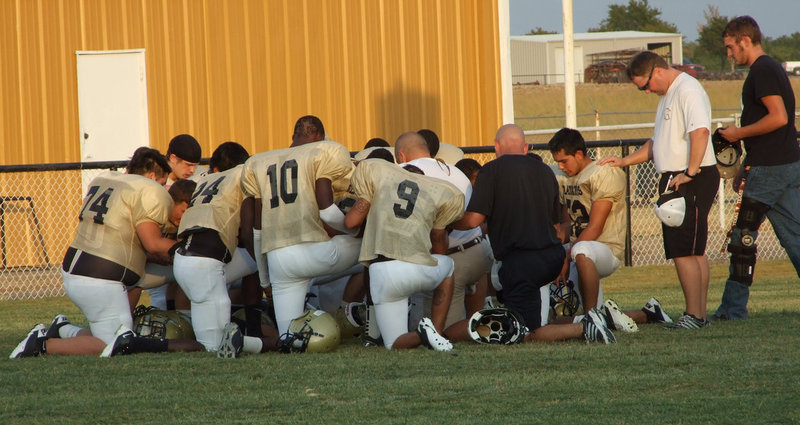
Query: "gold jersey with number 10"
240 140 354 254
555 161 627 262
70 171 173 276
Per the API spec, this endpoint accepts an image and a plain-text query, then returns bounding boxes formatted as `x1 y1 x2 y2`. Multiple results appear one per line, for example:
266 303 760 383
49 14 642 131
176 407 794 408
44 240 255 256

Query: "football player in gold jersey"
549 128 673 331
344 132 464 351
234 116 361 354
10 147 204 358
174 142 275 355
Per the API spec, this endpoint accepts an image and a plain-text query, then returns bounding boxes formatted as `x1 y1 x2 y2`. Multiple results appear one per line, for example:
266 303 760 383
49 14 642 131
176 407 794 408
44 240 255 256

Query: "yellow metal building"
1 0 508 164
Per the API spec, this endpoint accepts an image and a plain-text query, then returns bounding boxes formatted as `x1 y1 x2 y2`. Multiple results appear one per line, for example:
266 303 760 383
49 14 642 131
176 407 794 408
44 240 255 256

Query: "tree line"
526 0 800 72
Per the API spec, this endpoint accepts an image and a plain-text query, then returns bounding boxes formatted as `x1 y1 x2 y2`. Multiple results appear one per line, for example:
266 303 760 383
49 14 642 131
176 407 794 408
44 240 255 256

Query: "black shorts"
660 165 719 259
497 244 565 330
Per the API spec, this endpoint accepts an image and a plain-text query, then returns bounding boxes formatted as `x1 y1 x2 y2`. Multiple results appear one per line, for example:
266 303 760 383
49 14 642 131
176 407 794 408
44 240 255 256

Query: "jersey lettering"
566 198 589 237
79 185 113 224
393 180 419 219
190 176 225 206
266 159 299 208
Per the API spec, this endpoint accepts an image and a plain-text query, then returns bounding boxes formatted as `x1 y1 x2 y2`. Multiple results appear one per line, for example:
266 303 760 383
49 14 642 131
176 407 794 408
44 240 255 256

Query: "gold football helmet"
132 305 195 340
284 309 341 353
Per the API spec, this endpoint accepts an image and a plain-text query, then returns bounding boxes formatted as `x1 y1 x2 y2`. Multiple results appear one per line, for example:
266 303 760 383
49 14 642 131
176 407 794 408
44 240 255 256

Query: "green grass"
1 260 799 424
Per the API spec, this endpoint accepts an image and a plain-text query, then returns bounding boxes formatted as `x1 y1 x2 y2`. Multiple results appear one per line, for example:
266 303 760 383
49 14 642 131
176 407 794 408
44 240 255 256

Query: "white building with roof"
511 31 683 84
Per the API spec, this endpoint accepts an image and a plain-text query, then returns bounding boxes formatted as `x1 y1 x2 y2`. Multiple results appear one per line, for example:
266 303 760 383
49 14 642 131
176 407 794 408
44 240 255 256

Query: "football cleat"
666 313 710 331
9 324 46 359
361 304 383 347
100 325 135 358
416 317 453 352
344 302 366 327
582 307 616 344
44 314 70 339
602 300 639 333
217 322 243 359
467 308 527 345
642 297 673 324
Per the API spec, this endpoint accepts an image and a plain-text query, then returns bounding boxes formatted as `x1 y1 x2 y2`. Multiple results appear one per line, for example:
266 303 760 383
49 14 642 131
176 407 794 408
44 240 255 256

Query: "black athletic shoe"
44 314 70 339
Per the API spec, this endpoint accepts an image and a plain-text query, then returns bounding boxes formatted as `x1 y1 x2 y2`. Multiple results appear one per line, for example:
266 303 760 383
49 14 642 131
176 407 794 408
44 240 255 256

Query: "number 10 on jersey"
266 160 299 208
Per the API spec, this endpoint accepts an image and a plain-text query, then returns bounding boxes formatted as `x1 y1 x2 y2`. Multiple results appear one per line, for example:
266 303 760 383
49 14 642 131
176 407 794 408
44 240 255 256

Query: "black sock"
245 305 264 338
166 300 176 311
130 337 168 353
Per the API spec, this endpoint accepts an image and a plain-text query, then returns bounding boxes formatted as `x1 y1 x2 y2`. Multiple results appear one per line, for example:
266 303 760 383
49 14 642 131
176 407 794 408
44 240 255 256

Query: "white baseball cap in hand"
654 190 686 228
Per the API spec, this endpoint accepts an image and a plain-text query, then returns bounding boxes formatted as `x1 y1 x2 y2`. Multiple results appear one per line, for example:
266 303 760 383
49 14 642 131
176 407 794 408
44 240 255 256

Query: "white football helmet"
654 190 685 228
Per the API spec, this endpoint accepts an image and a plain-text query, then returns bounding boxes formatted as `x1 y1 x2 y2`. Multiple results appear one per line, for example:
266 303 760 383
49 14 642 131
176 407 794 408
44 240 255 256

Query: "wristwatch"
684 168 699 178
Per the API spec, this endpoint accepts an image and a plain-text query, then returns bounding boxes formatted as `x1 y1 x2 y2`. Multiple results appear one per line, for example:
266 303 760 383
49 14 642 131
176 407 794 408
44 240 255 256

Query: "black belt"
446 235 486 255
62 247 140 286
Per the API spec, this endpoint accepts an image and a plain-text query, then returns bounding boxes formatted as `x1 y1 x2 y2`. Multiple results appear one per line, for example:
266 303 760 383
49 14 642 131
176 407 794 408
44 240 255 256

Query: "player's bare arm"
671 127 709 190
721 95 789 142
136 221 178 262
239 196 256 259
344 198 370 229
451 211 485 230
598 139 653 167
577 199 613 243
429 228 448 255
314 177 335 209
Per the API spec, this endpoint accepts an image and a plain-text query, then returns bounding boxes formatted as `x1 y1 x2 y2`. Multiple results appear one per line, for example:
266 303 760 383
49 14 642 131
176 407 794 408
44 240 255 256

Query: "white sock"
242 336 263 354
572 315 584 324
59 324 84 338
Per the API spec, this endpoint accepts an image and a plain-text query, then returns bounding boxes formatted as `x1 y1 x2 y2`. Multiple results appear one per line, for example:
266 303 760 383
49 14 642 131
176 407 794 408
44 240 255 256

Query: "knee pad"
727 243 757 286
736 197 770 231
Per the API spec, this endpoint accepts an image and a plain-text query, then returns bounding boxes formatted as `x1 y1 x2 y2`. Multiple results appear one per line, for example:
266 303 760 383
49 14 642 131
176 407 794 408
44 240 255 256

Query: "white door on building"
553 46 584 84
76 49 149 193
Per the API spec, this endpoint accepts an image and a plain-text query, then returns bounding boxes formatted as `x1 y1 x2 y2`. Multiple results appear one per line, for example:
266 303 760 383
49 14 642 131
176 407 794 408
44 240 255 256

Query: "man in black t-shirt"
451 124 616 344
714 16 800 321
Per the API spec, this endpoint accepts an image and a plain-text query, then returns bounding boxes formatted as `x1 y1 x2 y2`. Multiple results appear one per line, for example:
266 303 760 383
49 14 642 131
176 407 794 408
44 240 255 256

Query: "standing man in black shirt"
714 16 800 320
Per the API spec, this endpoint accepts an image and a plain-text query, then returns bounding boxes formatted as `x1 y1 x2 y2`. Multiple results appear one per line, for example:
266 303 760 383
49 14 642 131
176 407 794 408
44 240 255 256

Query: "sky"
509 0 800 42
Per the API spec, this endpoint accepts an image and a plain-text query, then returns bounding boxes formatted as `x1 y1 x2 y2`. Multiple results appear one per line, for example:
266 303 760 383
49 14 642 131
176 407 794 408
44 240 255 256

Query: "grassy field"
1 260 798 424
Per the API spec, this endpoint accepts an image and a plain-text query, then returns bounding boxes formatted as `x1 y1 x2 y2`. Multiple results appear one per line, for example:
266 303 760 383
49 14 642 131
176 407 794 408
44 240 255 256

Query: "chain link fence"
1 134 795 300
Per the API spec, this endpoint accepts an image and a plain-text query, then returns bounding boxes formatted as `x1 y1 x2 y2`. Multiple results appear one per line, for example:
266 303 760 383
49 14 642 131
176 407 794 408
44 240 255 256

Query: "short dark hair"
127 147 171 177
722 16 762 45
365 147 395 163
454 158 481 179
626 51 669 80
168 179 196 204
292 115 325 144
417 129 440 157
364 137 390 148
210 141 250 172
402 164 425 175
548 127 586 156
167 134 202 163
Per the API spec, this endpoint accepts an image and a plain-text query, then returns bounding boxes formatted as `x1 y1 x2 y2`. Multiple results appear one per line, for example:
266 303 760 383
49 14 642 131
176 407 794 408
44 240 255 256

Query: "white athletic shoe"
642 297 673 324
602 300 639 333
9 324 46 359
217 322 243 359
100 325 135 358
416 317 453 352
582 307 616 344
